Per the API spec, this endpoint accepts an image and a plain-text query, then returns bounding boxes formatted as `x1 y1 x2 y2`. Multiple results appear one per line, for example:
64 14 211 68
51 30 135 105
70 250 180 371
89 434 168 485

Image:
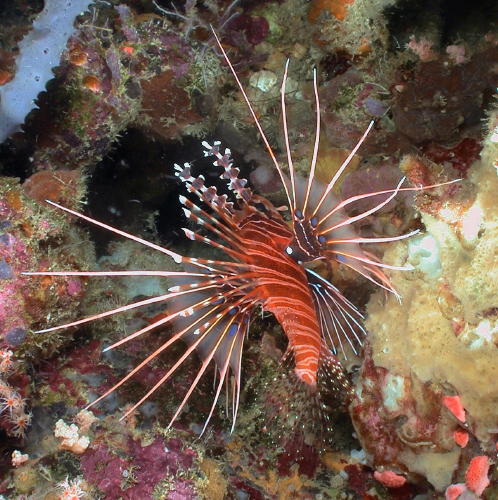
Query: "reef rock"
351 116 498 491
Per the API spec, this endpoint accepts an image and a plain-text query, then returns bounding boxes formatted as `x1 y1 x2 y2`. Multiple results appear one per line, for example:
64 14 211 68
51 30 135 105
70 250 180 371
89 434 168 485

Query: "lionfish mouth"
23 29 459 434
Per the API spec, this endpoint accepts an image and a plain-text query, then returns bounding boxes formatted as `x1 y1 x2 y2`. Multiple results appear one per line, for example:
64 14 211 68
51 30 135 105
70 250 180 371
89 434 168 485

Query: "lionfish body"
229 204 322 387
173 157 326 392
24 33 458 432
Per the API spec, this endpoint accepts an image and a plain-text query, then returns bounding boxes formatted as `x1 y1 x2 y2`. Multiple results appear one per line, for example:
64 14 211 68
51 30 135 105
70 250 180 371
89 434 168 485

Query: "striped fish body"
236 210 322 387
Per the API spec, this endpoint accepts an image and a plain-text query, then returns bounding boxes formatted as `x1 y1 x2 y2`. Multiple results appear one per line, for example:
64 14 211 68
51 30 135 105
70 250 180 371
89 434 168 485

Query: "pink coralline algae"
465 456 490 496
0 189 85 349
0 231 31 344
0 178 94 445
373 470 407 488
350 351 451 467
80 437 198 499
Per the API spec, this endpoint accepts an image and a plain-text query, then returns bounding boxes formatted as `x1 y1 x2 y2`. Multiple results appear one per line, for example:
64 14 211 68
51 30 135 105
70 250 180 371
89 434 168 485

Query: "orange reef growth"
23 170 83 206
309 0 355 22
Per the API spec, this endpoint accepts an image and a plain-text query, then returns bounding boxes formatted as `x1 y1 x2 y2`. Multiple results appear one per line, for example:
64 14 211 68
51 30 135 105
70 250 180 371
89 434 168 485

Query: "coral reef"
0 0 496 498
0 175 90 353
352 112 498 492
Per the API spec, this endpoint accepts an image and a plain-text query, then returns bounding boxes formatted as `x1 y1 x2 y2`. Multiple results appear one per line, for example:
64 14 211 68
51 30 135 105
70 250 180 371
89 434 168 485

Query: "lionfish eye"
254 202 266 212
285 246 293 255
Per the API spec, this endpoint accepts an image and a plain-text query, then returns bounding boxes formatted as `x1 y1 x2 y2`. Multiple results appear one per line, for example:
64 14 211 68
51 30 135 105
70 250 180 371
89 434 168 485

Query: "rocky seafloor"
0 0 497 498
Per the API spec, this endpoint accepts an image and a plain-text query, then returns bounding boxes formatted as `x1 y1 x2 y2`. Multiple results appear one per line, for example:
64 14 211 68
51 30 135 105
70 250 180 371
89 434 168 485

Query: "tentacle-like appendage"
31 272 252 334
181 227 246 261
102 282 255 353
321 288 366 353
318 177 406 237
179 195 245 249
302 67 321 217
325 229 420 246
306 269 365 358
281 58 297 212
338 256 401 298
197 307 250 436
22 270 216 278
85 301 227 411
45 200 185 262
118 297 255 424
311 121 375 219
86 293 255 433
210 28 294 211
314 287 347 356
202 140 253 203
174 162 235 216
317 178 461 229
42 199 245 275
327 250 414 272
229 311 250 433
175 162 255 241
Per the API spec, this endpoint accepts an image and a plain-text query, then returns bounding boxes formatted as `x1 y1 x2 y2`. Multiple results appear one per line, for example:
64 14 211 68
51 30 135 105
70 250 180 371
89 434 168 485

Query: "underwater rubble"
0 0 497 498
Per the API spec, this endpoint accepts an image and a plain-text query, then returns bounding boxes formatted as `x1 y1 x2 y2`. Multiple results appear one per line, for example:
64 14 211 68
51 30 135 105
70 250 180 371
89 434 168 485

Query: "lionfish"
24 33 456 434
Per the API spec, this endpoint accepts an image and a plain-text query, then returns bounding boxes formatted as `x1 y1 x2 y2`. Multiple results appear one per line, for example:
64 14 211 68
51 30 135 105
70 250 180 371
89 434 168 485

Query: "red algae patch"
445 483 466 500
373 470 407 488
442 395 466 423
453 429 469 448
465 456 490 496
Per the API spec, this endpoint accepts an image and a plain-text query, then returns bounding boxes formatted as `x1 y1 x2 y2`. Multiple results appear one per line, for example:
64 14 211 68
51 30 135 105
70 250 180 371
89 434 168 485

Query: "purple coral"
0 258 13 279
226 15 269 46
81 437 198 499
4 327 27 347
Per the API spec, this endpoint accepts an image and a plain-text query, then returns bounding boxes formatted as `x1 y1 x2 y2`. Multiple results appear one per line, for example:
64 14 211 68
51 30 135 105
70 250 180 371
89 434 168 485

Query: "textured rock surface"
352 118 498 490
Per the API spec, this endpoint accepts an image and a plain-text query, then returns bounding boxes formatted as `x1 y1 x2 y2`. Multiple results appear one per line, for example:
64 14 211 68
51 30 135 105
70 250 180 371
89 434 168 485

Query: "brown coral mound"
23 170 82 206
